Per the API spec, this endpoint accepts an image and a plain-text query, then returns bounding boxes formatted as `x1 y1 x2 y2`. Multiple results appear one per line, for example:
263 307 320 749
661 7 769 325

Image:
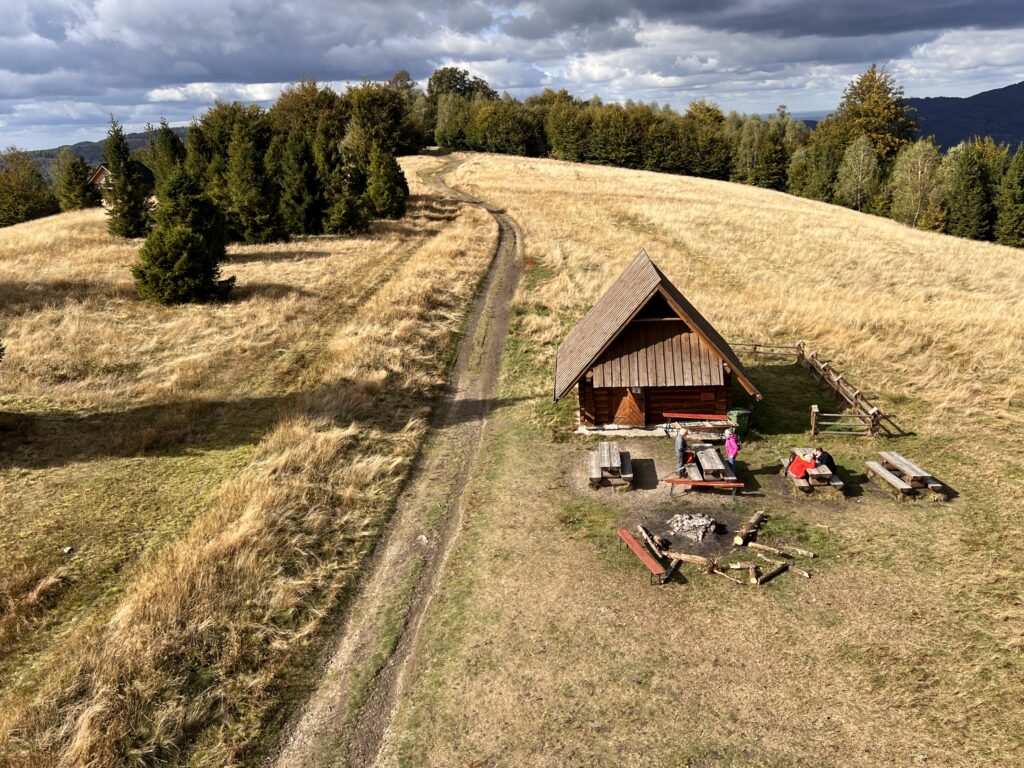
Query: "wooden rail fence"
731 341 885 437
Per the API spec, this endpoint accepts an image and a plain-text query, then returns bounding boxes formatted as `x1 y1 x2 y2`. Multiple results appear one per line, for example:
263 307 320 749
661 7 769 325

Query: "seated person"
787 452 816 479
813 446 836 474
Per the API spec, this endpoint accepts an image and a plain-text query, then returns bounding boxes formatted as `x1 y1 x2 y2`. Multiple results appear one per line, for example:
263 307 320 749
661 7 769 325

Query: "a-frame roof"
553 250 761 401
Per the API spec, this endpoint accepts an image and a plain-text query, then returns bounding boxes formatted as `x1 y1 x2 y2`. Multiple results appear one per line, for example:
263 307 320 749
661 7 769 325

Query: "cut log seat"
617 529 667 584
866 461 913 494
588 450 602 488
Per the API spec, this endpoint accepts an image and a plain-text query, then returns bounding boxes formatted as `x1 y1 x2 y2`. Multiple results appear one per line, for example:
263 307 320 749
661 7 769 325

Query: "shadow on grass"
738 361 838 436
229 282 320 301
0 280 137 317
226 250 335 265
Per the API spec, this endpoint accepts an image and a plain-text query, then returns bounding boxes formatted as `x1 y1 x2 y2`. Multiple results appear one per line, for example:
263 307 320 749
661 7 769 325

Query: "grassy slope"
0 162 497 765
384 153 1024 766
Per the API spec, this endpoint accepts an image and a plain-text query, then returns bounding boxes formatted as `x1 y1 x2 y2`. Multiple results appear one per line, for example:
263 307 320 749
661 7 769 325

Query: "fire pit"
665 513 718 542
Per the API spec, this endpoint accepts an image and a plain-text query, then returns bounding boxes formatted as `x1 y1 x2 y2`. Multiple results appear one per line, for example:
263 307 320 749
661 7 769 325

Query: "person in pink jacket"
724 428 741 474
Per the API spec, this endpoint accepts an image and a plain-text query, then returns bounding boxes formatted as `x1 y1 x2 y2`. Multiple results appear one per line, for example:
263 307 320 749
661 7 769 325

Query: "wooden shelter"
553 250 761 427
88 162 156 201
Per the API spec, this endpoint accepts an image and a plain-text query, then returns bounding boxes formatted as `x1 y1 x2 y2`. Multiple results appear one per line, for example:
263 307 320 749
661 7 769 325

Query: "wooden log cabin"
553 250 762 427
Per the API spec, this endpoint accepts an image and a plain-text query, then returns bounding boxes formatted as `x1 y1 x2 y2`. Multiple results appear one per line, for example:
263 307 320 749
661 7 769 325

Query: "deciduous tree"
889 139 944 229
835 135 881 211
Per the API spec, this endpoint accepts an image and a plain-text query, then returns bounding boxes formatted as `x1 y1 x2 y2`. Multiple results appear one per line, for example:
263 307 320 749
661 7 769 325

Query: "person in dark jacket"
813 447 836 474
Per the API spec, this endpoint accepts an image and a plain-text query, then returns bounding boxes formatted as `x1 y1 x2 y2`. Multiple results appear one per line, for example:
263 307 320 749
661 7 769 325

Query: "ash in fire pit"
666 513 718 542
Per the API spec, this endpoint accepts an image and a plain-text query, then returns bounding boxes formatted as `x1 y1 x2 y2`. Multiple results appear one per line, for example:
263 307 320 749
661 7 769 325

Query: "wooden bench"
617 529 667 584
665 477 743 496
599 441 621 475
684 463 704 481
619 452 633 488
588 450 602 488
866 461 913 494
779 454 812 493
879 451 944 492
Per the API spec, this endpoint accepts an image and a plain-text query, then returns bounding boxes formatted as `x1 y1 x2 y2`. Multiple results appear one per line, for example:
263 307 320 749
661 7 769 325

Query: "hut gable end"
553 250 761 402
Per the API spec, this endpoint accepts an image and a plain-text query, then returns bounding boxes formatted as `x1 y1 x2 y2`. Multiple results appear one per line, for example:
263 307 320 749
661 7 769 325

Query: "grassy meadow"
0 162 497 766
381 153 1024 766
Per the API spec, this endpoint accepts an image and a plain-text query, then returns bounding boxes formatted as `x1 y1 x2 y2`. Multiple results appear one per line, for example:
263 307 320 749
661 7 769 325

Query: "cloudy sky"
3 0 1024 150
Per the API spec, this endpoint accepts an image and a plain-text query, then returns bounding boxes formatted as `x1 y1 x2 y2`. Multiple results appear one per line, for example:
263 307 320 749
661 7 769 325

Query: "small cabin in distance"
553 250 761 428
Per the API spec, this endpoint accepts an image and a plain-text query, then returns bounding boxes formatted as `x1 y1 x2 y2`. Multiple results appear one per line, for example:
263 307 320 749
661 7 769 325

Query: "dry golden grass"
384 153 1024 766
0 162 497 766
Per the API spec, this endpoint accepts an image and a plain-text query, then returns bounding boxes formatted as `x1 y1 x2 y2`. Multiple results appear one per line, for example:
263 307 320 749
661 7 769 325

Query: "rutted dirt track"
272 157 522 767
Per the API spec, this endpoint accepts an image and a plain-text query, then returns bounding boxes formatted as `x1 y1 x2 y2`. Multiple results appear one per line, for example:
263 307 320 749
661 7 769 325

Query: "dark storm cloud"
2 1 1024 149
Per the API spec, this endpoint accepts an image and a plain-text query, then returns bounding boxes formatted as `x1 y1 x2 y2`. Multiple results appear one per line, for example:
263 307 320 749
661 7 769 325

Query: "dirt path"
272 156 522 768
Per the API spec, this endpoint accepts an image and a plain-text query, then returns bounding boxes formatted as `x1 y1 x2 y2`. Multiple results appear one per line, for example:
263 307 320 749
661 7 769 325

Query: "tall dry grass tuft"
0 165 497 764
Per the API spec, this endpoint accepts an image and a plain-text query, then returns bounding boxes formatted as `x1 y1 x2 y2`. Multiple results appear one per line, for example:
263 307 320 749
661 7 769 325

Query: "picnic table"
783 447 844 494
588 441 633 489
665 443 742 495
867 451 943 496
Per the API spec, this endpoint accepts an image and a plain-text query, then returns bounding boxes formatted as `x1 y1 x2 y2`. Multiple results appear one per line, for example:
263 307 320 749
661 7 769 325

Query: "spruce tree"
364 143 408 219
278 131 323 235
226 120 284 244
104 117 151 238
51 148 98 211
324 189 370 235
149 119 186 194
132 167 233 303
995 143 1024 247
943 143 994 240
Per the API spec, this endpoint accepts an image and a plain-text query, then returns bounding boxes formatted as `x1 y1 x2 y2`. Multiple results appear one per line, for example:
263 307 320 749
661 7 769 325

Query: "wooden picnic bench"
665 444 742 495
617 529 668 584
589 441 633 489
869 451 944 496
781 447 845 495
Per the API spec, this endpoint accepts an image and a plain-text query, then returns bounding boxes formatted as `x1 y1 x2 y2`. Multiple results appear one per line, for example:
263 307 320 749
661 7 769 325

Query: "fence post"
810 404 819 436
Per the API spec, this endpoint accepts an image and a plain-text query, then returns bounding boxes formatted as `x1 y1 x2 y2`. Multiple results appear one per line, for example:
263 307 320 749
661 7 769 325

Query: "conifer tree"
278 131 323 235
132 167 233 303
835 135 880 211
149 119 186 194
226 120 284 244
324 189 370 235
889 139 944 229
750 123 788 190
51 148 98 211
995 143 1024 247
104 117 151 238
364 143 408 219
942 143 994 240
0 147 60 227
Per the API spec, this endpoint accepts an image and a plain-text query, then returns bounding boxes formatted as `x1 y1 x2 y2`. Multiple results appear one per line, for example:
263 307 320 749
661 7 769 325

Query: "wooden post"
810 404 819 436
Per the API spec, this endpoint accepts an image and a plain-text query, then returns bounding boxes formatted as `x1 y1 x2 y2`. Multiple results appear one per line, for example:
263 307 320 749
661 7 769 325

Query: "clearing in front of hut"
377 152 1024 767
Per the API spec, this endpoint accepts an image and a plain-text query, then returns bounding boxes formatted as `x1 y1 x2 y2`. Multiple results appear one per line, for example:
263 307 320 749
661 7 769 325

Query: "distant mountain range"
905 80 1024 149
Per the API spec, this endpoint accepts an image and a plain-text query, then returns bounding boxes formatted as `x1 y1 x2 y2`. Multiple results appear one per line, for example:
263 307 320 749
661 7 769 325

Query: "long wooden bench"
866 461 913 494
879 451 944 492
588 450 602 488
617 528 667 584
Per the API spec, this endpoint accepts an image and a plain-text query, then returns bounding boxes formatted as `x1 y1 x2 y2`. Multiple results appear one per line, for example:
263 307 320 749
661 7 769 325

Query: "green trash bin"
727 408 751 437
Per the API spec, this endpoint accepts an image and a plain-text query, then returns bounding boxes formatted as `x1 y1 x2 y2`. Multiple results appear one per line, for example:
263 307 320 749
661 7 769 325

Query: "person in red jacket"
787 451 816 479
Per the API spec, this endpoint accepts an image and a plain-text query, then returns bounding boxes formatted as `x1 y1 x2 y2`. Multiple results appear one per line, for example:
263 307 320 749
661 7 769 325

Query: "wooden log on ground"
636 525 665 558
757 563 789 585
747 541 816 559
733 510 766 546
712 568 743 585
661 550 715 570
756 553 810 578
746 541 785 556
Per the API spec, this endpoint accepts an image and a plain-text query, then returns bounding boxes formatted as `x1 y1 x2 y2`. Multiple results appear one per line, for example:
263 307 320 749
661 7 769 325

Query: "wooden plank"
670 331 685 386
637 325 650 388
680 332 692 386
697 447 726 475
599 441 612 469
617 529 666 577
684 463 703 481
663 411 731 421
866 461 913 493
619 452 633 481
608 441 621 472
879 451 930 481
664 479 744 488
588 451 602 486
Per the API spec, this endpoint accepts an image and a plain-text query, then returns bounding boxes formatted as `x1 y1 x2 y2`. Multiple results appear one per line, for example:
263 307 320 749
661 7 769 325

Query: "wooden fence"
731 340 884 437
